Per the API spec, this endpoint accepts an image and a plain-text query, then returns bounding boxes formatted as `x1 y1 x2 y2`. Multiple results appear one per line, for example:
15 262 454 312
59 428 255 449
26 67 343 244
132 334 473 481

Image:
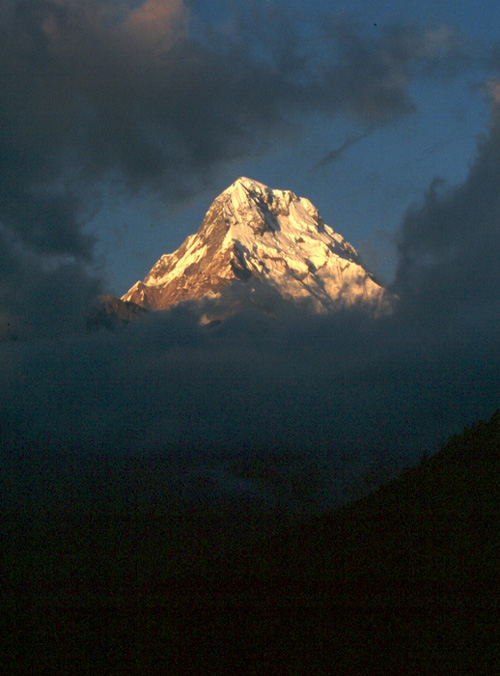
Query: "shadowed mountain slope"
4 410 500 674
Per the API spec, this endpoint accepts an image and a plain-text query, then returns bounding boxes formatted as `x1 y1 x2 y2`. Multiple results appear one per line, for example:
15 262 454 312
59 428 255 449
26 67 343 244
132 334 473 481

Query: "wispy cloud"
313 124 380 170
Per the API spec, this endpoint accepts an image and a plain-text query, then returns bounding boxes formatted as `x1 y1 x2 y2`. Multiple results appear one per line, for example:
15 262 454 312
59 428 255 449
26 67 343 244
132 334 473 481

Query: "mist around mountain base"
3 297 500 674
2 290 498 553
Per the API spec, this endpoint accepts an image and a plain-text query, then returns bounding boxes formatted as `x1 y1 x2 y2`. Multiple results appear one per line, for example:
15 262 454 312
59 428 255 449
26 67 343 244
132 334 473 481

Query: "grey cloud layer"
394 84 500 320
1 296 498 523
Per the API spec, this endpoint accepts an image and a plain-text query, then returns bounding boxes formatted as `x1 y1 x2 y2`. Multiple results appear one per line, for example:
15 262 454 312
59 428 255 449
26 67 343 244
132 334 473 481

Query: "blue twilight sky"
76 0 498 295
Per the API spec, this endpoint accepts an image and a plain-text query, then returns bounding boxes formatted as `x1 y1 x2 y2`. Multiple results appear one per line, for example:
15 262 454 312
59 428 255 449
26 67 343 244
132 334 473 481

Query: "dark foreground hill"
3 411 500 675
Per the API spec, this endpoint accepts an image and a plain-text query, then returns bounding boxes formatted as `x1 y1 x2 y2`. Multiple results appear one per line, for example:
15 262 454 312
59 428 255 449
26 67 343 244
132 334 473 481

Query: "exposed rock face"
122 177 394 318
86 294 147 331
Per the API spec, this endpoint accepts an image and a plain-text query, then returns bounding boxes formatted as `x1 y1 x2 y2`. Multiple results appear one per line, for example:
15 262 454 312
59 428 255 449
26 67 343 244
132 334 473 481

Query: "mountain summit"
122 177 393 318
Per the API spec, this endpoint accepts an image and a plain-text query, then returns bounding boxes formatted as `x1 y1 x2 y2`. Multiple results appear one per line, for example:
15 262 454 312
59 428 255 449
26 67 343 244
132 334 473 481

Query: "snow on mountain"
121 177 394 318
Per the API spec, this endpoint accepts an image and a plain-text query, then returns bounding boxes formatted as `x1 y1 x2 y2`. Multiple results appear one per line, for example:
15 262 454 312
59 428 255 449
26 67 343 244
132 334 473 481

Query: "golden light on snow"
121 177 396 318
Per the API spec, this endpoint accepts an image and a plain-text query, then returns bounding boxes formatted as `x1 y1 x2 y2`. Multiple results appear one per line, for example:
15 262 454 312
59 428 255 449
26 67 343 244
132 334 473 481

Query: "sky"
2 0 500 520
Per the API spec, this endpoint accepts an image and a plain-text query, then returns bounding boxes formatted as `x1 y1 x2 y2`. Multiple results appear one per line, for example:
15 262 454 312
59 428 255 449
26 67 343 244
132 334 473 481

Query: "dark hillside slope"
4 411 500 675
183 410 500 674
238 409 500 607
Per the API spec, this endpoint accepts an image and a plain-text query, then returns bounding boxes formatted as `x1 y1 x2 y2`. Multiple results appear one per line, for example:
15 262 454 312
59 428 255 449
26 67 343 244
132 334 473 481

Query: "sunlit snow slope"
122 177 393 316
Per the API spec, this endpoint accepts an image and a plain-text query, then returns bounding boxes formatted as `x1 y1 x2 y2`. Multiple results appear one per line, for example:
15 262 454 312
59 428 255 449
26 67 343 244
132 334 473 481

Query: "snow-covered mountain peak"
222 176 304 215
121 179 395 317
226 176 270 194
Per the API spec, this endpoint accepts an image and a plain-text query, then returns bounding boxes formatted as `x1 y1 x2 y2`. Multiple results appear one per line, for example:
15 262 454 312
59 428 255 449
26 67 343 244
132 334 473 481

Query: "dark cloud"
313 19 463 120
1 294 498 496
1 1 465 227
0 292 497 580
394 82 500 321
2 265 499 570
0 228 102 340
